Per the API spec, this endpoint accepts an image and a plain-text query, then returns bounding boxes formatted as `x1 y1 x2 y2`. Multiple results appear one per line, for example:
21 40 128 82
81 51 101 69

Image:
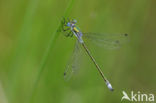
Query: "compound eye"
67 23 70 26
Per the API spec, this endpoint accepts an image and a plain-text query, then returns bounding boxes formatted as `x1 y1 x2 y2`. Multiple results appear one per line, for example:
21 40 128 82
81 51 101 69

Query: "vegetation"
0 0 155 103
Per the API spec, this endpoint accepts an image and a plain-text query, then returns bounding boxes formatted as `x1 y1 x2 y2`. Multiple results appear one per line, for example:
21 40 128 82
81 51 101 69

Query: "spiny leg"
62 26 70 32
61 17 71 32
70 31 73 37
58 17 67 32
62 17 66 24
62 21 70 32
61 17 73 37
65 31 72 37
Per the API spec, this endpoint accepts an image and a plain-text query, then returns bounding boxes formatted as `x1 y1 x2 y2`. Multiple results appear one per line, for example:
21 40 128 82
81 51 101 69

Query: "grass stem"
29 0 75 103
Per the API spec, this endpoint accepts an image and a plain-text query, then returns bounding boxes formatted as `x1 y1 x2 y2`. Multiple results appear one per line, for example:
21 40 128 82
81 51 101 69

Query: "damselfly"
60 18 128 91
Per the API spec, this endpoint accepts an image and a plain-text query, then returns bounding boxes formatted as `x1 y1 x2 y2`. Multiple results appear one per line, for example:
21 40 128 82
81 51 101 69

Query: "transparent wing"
83 33 128 49
64 40 82 81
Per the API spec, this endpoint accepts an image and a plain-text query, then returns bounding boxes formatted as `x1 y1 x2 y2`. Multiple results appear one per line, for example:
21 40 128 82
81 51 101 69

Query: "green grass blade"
28 0 75 103
6 0 39 102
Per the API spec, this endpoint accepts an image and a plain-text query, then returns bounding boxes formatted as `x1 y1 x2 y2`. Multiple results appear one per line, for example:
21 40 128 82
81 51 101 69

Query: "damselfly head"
67 22 71 27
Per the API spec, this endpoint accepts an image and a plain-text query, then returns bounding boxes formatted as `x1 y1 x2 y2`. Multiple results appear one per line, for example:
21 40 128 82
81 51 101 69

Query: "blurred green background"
0 0 155 103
